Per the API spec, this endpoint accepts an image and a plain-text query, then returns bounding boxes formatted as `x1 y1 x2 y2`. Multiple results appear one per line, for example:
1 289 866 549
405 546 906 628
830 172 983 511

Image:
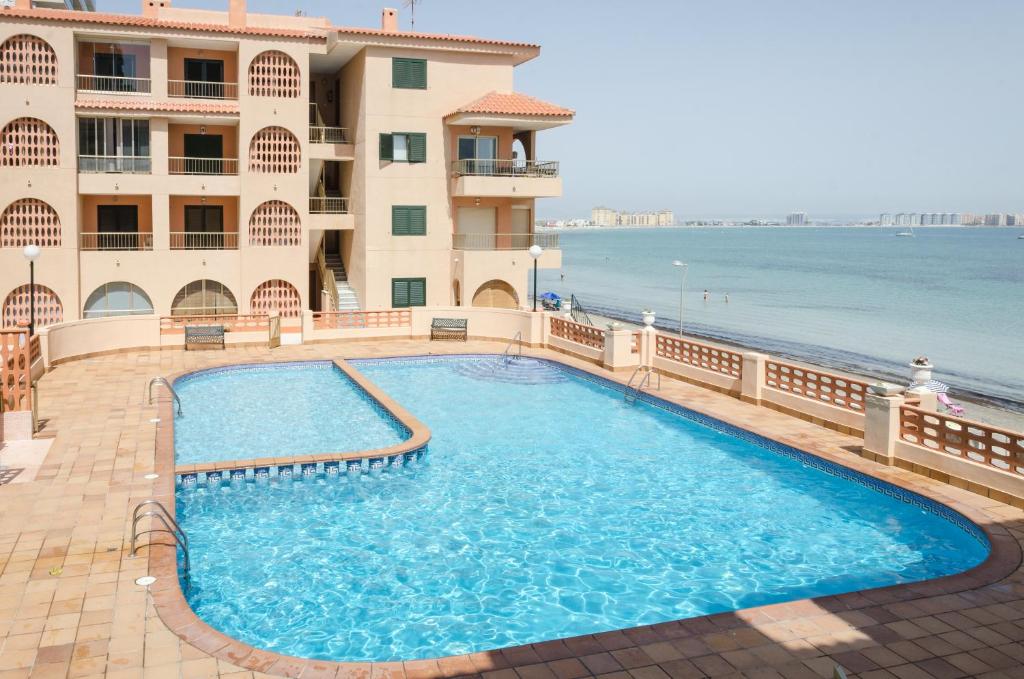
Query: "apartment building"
0 1 571 328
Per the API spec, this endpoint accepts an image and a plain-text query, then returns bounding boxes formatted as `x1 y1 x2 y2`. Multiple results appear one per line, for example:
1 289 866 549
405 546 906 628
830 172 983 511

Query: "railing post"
641 327 656 368
907 386 938 412
602 328 640 372
301 309 314 339
863 392 906 465
740 352 767 405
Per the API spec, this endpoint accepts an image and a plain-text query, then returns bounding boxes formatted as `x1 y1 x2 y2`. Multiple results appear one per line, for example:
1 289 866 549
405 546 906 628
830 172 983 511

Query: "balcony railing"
309 197 350 214
78 155 152 174
168 157 239 175
169 232 239 250
451 159 559 178
168 79 239 100
309 126 349 144
76 74 152 94
452 232 559 251
79 232 154 251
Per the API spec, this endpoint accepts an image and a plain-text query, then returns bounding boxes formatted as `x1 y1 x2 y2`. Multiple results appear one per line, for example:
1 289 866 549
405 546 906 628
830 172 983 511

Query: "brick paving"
1 340 1022 679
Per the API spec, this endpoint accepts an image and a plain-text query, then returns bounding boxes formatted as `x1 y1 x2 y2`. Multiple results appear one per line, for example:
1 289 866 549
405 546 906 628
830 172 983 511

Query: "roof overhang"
444 112 572 132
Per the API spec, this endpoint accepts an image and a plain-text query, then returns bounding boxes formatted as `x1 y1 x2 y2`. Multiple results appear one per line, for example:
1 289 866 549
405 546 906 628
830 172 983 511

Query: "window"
379 132 426 163
79 118 150 173
457 135 497 174
183 58 225 98
391 278 426 308
97 205 138 249
171 280 237 316
392 205 426 235
392 58 426 89
83 282 153 318
93 51 139 92
183 205 225 248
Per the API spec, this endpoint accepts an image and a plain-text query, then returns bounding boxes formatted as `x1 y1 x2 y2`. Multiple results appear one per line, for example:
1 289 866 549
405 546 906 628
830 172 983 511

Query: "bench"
185 325 225 350
430 318 467 342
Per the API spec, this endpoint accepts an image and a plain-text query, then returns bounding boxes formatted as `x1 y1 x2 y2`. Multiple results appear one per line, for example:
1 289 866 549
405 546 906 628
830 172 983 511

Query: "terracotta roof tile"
75 98 240 115
446 91 574 119
333 26 538 50
0 7 326 39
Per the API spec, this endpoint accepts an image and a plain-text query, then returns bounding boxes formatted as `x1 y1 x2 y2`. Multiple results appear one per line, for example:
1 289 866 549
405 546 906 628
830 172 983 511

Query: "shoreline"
538 224 1022 232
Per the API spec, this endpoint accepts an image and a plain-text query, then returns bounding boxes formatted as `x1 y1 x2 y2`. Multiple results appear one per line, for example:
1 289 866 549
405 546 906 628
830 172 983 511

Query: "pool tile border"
147 351 1022 679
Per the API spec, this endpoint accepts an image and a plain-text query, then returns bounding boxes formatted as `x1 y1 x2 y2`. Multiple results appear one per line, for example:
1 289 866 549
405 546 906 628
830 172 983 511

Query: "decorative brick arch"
249 200 300 246
250 279 301 318
1 117 59 167
248 126 300 173
3 284 62 329
0 35 58 85
248 51 300 98
1 199 61 248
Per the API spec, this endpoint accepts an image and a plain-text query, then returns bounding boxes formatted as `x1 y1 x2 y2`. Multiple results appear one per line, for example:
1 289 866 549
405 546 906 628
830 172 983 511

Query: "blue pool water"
173 362 406 465
176 356 988 662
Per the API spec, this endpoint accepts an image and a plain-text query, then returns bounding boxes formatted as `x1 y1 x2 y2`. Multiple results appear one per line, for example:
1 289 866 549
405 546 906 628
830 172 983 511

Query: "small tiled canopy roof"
446 92 574 119
75 99 239 115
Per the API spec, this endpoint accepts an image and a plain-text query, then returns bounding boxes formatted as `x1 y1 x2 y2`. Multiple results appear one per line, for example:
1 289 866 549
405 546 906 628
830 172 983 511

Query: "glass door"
184 205 224 248
183 134 223 174
97 205 139 249
184 58 225 98
457 136 498 175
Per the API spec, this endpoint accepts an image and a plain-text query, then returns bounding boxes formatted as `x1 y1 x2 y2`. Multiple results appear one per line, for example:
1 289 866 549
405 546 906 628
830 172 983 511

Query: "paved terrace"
1 340 1023 679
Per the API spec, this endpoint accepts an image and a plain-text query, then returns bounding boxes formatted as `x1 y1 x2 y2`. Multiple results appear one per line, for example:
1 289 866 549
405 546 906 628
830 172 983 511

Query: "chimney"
381 7 398 32
141 0 169 18
14 0 31 9
228 0 246 27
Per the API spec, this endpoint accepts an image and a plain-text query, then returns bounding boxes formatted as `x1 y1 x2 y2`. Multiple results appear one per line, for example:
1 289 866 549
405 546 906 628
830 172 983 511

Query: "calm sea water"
536 227 1024 410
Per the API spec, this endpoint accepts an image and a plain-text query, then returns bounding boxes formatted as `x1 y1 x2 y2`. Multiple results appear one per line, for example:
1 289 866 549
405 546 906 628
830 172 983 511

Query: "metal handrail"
76 74 152 94
78 155 152 174
148 377 182 415
309 126 349 144
130 501 190 590
570 294 593 327
451 159 559 178
502 331 523 367
168 157 239 175
309 196 350 214
624 366 659 404
167 79 238 100
168 232 239 250
452 232 560 251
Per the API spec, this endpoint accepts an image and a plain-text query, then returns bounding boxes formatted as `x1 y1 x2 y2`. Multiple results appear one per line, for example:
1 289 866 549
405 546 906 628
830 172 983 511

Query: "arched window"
1 117 59 167
250 279 300 318
472 279 518 309
248 51 300 98
1 198 61 248
83 282 153 318
249 200 300 246
0 35 58 85
3 283 62 328
171 280 237 316
248 126 300 173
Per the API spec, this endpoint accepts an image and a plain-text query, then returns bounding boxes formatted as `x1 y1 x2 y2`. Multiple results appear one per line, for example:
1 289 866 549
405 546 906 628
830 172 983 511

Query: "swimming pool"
173 361 407 465
175 355 988 662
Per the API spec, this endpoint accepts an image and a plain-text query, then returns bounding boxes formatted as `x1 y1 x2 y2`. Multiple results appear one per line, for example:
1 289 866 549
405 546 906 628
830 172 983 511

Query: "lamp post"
22 244 41 336
528 244 543 311
672 260 688 337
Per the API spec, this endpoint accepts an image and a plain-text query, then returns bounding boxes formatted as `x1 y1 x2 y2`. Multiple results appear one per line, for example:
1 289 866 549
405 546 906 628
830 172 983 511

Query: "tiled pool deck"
2 340 1023 679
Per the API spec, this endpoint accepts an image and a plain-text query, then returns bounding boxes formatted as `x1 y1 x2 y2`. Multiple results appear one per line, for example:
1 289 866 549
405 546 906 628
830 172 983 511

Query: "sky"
100 0 1024 219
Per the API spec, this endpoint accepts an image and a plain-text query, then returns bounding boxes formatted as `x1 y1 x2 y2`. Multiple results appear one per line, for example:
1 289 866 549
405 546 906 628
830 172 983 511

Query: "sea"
535 227 1024 413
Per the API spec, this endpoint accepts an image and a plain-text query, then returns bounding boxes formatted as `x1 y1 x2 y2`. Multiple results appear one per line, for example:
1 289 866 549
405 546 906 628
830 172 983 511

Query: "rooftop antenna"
402 0 421 30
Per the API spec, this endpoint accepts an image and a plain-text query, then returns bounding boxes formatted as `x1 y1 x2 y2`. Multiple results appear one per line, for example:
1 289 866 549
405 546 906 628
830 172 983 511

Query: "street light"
22 244 41 336
528 244 543 311
672 260 688 337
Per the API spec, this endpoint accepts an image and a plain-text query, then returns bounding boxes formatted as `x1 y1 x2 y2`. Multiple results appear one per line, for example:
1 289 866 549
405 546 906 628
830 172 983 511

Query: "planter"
641 311 656 327
909 362 933 384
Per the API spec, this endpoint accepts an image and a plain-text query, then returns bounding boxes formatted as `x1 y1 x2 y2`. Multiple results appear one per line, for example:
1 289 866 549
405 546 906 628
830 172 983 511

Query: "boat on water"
896 228 915 237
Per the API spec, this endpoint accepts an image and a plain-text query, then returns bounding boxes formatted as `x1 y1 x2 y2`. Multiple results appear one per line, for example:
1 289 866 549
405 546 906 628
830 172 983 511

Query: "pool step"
453 357 569 384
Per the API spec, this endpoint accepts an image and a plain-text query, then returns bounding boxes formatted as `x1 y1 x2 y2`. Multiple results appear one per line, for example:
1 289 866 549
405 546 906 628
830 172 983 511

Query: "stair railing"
315 235 340 311
570 293 594 326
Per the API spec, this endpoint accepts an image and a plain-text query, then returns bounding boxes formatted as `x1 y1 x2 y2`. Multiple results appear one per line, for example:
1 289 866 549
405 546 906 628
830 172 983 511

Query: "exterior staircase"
324 253 360 311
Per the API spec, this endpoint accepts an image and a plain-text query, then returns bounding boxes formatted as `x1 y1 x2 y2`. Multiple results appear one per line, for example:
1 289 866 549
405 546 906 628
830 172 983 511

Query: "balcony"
309 127 349 144
452 232 559 251
169 232 238 250
168 80 238 100
78 155 151 174
76 74 151 95
309 197 350 214
169 157 239 175
79 232 153 251
450 159 562 198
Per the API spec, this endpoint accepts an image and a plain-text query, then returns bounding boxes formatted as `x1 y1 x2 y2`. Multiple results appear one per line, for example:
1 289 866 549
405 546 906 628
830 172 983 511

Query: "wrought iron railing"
76 74 151 94
167 79 238 99
169 232 239 250
570 294 594 327
79 232 154 251
78 155 151 174
309 126 349 144
451 159 559 177
309 196 350 214
452 232 559 251
168 157 238 175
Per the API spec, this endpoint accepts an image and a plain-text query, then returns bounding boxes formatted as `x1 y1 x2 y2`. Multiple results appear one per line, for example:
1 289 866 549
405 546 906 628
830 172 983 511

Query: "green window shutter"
408 278 426 306
408 133 426 163
379 133 393 161
408 206 426 235
392 58 426 89
392 206 410 235
391 279 410 307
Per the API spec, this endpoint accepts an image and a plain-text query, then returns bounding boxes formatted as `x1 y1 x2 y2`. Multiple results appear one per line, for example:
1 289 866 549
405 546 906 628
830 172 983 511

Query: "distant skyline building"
785 212 808 226
590 207 674 227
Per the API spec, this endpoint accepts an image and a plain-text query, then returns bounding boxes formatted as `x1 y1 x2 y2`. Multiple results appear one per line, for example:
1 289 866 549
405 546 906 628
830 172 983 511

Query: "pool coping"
145 351 1022 678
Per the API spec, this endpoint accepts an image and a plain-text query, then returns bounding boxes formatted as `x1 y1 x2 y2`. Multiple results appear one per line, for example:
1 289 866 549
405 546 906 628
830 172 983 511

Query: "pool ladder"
130 500 191 592
624 366 659 404
148 377 182 415
501 331 523 367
